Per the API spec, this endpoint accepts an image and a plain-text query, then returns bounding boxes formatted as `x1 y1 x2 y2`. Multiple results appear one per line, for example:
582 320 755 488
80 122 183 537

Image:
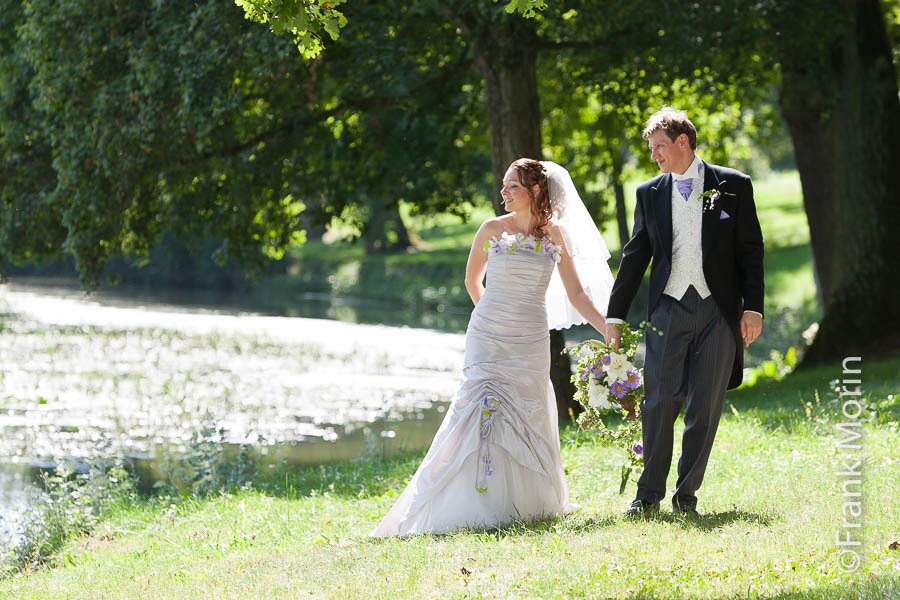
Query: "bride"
370 158 613 537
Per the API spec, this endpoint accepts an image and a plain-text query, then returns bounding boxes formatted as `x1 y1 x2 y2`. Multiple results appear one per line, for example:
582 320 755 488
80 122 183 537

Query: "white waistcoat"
664 160 711 300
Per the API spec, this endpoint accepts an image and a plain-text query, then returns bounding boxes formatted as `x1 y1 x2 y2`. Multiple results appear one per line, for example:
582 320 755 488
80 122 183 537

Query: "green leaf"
785 346 797 368
322 13 343 40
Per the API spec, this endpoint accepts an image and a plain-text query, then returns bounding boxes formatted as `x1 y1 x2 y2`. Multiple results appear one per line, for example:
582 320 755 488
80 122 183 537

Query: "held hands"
741 311 763 347
606 324 623 350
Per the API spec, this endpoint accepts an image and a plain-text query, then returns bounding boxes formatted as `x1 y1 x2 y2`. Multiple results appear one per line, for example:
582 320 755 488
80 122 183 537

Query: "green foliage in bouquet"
566 321 663 493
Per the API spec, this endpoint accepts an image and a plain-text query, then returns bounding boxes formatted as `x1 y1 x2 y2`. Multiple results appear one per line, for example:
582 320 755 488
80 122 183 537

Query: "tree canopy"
1 0 490 286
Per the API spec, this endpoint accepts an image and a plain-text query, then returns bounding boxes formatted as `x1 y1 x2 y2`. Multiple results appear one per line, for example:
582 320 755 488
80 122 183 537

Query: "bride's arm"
550 226 607 336
464 220 497 305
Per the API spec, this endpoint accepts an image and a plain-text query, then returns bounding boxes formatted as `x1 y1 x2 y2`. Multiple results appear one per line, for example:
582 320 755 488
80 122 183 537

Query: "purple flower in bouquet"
624 369 642 390
610 380 627 399
633 443 643 455
582 361 604 383
600 353 611 367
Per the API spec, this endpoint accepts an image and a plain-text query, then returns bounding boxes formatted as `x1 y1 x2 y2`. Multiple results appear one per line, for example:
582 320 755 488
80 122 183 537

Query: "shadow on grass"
366 512 622 544
366 506 778 543
634 507 779 532
466 513 621 538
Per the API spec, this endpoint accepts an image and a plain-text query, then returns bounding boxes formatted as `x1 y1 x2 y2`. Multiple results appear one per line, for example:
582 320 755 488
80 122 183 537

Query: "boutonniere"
697 188 735 213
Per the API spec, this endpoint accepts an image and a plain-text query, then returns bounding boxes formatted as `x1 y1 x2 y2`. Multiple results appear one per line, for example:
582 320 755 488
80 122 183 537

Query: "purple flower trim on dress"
483 232 563 263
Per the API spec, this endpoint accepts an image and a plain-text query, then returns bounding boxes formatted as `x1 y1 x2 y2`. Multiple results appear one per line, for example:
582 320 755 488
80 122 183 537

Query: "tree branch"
182 56 474 166
439 6 488 73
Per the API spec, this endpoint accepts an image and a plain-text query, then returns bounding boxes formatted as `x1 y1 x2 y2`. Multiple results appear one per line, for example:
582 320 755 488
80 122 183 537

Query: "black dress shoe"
625 499 659 518
672 499 698 515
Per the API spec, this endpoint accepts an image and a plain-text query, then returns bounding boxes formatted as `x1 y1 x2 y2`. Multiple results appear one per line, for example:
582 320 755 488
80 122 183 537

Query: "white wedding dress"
370 236 574 537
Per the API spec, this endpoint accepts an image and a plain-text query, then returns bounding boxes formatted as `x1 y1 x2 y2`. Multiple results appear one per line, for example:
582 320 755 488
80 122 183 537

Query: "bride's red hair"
510 158 551 239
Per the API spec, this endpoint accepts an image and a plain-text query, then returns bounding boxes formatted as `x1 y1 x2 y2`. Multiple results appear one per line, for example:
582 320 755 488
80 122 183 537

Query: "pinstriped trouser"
635 285 736 508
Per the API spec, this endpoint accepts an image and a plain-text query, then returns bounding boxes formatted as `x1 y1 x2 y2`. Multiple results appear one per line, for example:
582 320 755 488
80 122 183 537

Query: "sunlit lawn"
2 354 897 599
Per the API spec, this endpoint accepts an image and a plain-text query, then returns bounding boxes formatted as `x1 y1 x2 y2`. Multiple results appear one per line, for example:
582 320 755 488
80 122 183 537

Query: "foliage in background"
742 346 800 388
2 0 794 290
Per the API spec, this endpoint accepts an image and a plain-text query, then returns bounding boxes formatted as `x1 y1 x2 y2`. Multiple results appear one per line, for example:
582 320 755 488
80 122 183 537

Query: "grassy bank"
3 355 898 599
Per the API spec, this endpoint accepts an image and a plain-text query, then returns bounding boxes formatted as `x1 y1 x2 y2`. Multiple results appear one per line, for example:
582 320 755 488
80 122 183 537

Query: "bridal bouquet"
567 321 662 493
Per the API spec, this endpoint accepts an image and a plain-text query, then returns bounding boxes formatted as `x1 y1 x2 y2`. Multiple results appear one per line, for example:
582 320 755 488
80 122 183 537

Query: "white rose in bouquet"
588 379 614 410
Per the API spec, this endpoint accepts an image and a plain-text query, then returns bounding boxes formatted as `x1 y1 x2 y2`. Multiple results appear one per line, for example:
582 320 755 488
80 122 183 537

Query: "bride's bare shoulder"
476 215 509 236
546 223 569 243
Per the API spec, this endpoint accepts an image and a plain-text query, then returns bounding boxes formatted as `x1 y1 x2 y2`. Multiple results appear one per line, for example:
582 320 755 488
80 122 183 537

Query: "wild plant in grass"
1 456 136 575
155 425 256 496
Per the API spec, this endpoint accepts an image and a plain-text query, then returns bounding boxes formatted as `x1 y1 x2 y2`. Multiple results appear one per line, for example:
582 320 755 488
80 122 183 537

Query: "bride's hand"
594 318 608 342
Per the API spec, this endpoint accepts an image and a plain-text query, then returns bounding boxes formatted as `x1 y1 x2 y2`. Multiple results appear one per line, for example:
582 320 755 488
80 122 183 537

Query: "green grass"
3 355 898 599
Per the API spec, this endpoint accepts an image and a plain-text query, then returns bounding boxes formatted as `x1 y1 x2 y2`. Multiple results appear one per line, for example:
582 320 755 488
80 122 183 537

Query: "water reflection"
3 277 474 333
0 466 29 543
0 281 466 541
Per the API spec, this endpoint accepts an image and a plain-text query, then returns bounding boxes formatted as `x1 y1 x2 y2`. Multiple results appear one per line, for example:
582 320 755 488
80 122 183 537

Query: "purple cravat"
675 178 693 201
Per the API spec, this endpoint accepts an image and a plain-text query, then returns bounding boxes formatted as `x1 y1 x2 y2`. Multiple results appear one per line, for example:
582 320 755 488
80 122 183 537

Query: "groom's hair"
643 107 697 150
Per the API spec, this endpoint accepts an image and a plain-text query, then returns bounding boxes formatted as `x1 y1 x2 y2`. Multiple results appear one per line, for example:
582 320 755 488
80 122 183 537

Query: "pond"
0 281 467 544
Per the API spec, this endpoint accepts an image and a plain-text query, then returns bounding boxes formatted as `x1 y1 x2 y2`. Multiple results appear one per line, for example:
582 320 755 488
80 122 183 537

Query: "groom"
606 107 764 516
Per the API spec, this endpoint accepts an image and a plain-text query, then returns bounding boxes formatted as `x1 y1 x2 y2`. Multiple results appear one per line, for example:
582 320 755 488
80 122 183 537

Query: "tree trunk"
778 68 836 306
364 199 412 254
612 153 629 250
458 10 578 422
387 202 412 250
778 0 900 363
477 26 542 217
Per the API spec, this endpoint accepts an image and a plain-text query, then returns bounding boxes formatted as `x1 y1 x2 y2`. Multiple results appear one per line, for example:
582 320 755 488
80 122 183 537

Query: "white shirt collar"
672 153 703 180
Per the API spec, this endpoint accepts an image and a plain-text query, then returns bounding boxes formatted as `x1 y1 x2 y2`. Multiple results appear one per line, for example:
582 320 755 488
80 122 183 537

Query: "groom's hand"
606 325 622 350
741 312 763 347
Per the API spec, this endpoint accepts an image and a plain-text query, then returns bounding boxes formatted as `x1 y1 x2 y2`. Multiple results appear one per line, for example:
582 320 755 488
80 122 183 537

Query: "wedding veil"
540 161 615 330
